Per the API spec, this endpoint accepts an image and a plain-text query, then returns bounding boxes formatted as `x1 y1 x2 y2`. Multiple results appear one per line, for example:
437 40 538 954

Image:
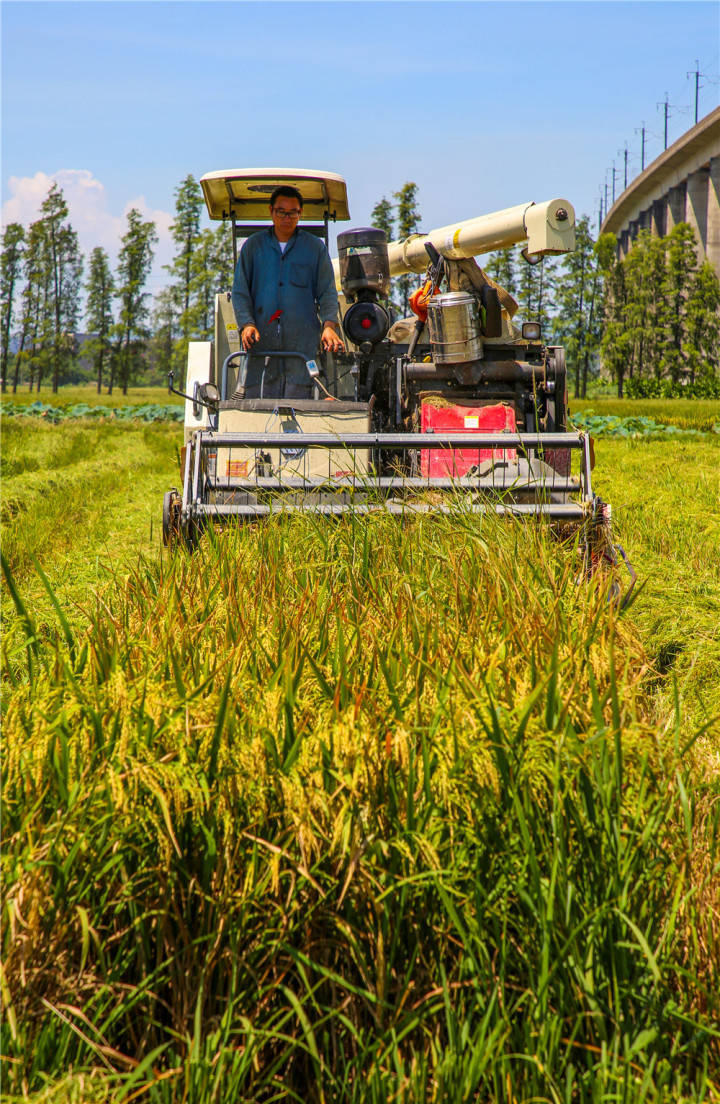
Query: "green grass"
1 420 180 628
591 435 720 734
570 397 720 432
2 411 719 1102
1 384 183 409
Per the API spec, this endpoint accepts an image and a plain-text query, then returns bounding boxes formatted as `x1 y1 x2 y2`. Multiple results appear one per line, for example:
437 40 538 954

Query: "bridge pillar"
686 167 710 258
666 182 687 230
651 199 666 237
638 208 652 232
619 228 631 258
707 156 720 274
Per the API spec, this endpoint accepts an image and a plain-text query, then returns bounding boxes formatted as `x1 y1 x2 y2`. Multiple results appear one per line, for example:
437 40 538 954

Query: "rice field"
2 399 719 1102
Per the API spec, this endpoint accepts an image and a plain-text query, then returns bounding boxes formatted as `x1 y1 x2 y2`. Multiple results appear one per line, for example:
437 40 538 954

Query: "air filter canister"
336 228 391 298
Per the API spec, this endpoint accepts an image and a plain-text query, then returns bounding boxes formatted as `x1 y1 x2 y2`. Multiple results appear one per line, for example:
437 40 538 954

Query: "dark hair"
270 185 303 209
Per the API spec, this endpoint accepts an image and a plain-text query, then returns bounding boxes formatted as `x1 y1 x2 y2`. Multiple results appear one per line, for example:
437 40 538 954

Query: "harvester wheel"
162 489 182 546
480 285 502 338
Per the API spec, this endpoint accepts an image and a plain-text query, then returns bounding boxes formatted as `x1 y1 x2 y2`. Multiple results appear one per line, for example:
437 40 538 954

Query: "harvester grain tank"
162 168 632 599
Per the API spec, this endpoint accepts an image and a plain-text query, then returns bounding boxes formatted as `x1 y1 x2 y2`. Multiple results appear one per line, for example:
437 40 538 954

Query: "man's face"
270 196 302 241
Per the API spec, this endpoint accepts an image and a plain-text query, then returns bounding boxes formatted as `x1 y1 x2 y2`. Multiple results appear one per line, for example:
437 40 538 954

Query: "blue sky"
2 1 718 290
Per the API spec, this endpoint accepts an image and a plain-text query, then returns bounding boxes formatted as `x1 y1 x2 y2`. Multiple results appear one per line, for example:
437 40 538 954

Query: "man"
231 185 344 399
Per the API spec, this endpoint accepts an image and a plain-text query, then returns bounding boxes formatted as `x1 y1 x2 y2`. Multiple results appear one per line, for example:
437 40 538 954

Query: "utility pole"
604 174 609 220
687 61 703 124
598 191 604 233
635 123 646 171
611 161 618 205
621 144 628 189
657 94 670 150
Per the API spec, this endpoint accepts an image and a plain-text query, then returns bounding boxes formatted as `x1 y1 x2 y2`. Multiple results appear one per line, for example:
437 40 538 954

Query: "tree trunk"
12 333 26 393
122 329 131 395
581 349 589 398
52 335 60 392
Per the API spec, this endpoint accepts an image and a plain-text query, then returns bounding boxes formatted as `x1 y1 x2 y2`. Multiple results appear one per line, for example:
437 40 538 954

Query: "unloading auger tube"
331 198 576 289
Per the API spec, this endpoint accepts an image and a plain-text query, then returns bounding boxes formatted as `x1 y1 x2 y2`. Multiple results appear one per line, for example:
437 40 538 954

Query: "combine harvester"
163 168 633 598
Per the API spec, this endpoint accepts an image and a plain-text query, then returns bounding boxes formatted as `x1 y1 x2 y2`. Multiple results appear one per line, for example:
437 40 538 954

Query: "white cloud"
2 169 174 291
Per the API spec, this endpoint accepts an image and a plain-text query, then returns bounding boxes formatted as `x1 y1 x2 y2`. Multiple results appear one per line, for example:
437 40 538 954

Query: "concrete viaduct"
601 105 720 275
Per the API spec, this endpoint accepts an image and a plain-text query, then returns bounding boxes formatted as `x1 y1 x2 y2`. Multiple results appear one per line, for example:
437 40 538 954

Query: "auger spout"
332 198 575 288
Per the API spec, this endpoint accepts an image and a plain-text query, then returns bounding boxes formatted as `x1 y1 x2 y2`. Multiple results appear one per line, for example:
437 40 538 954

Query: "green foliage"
553 216 605 398
370 196 394 243
187 225 233 339
570 396 720 431
114 208 158 395
1 221 25 391
625 374 720 399
40 184 84 394
9 186 83 395
84 247 115 394
570 410 714 437
16 219 53 394
515 253 559 337
164 175 204 369
1 400 183 423
368 184 422 315
483 245 518 297
599 224 720 397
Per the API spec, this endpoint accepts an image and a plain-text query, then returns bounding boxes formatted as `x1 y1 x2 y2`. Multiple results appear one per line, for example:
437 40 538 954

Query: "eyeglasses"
273 208 301 219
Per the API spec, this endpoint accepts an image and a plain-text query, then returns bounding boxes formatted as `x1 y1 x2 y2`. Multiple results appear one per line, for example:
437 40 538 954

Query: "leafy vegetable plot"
1 400 184 423
571 410 720 437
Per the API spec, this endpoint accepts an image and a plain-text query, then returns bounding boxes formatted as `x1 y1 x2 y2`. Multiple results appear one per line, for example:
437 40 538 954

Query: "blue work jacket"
231 228 339 363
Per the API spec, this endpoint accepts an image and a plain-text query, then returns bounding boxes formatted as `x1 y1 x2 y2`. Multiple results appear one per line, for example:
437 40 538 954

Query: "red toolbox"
420 400 517 477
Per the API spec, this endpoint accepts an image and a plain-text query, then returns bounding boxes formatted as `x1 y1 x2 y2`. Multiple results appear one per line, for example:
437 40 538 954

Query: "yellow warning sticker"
464 415 480 428
227 460 248 477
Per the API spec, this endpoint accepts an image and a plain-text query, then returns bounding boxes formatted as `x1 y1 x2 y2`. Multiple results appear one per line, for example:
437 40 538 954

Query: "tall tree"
554 216 597 397
85 247 115 393
147 287 178 380
166 175 203 364
17 220 53 393
598 222 719 396
622 231 666 383
370 197 395 243
393 182 421 312
370 196 398 312
115 208 158 394
578 234 607 397
1 223 25 392
187 224 233 340
662 222 700 384
685 260 720 386
515 254 542 326
39 183 83 392
598 232 633 397
484 247 517 297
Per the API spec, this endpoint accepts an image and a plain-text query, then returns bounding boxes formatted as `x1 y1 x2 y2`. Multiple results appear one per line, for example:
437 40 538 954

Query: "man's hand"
241 324 260 351
321 323 345 354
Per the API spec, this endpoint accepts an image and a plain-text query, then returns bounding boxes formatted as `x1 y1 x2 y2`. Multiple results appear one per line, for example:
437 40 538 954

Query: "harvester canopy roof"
200 168 350 222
